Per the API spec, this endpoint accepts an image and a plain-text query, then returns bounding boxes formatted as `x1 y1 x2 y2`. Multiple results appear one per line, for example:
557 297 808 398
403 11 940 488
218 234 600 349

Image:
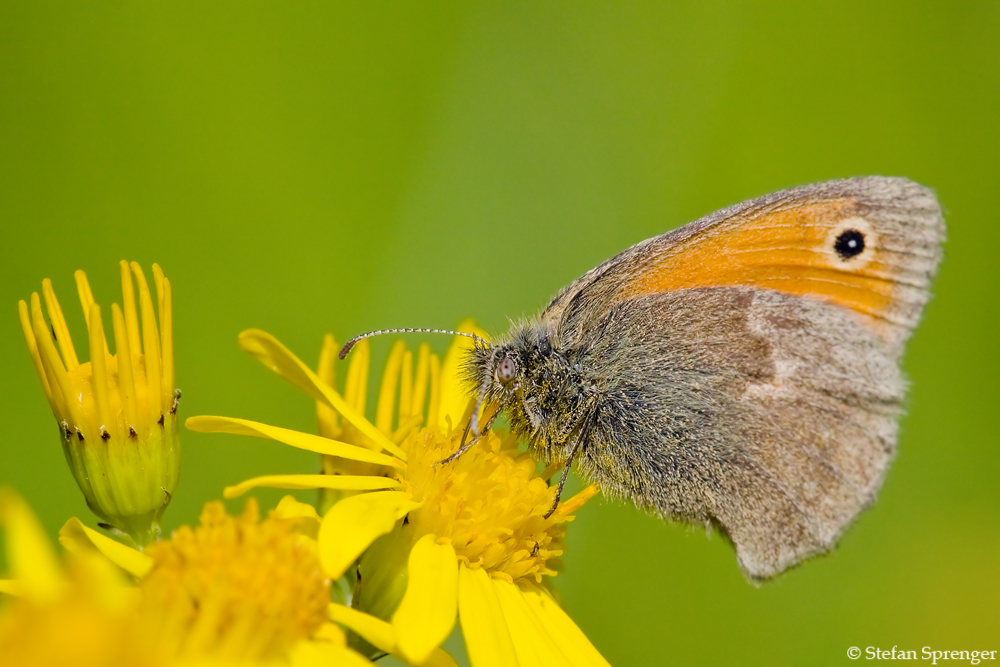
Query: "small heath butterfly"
342 176 945 579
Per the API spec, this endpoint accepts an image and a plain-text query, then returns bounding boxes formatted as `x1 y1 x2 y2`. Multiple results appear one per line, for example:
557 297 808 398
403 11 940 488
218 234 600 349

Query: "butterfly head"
463 319 563 434
464 339 520 417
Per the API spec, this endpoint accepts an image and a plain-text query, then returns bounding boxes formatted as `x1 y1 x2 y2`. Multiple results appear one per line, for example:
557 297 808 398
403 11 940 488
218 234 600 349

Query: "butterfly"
344 176 945 579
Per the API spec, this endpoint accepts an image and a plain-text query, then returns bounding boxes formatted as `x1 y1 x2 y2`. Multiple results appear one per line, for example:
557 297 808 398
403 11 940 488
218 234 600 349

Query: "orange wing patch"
624 200 899 326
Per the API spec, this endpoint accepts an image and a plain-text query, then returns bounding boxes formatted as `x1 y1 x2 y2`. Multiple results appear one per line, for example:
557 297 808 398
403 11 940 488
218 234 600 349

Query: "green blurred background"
1 2 998 664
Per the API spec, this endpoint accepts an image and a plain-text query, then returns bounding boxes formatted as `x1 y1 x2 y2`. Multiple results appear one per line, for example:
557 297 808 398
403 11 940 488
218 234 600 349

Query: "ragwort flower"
186 325 608 667
17 262 180 546
0 489 386 666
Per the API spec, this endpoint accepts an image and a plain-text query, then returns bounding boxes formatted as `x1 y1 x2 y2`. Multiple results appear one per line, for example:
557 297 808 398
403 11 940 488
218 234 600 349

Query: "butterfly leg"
435 409 501 466
543 407 596 519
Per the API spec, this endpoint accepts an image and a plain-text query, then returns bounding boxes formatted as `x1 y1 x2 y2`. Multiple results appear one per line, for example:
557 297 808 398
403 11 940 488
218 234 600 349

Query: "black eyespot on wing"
834 229 865 259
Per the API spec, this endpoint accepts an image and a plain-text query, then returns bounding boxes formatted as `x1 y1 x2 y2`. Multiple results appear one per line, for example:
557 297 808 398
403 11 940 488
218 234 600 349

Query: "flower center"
141 499 330 661
402 427 595 584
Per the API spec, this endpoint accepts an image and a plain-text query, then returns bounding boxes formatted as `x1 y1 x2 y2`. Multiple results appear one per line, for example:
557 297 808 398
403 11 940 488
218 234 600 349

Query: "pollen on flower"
402 426 597 585
308 330 596 585
140 499 330 661
311 333 594 584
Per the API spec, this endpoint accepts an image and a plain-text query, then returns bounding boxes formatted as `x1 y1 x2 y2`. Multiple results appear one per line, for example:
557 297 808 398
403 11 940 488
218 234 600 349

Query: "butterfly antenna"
339 328 487 359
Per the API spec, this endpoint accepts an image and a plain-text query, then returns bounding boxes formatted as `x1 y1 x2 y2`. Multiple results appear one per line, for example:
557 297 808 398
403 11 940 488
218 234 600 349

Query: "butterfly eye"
834 229 866 259
497 355 517 384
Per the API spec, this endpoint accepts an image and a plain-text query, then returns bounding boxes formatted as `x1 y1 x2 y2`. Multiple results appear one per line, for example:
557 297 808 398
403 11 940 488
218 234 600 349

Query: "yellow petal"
329 604 393 652
318 491 419 579
238 329 407 460
186 415 405 470
58 517 153 578
119 260 142 360
375 340 406 434
554 484 600 519
329 603 456 667
427 353 441 429
0 490 62 599
438 320 489 429
411 343 431 418
87 304 114 433
390 415 423 446
274 495 322 521
273 496 322 539
18 299 57 414
316 333 341 438
67 549 139 609
344 338 370 414
159 276 175 402
41 278 79 370
288 640 373 667
224 474 399 499
399 348 414 423
393 535 458 665
457 565 519 667
314 621 348 646
492 577 572 667
0 580 23 596
520 584 611 667
130 263 163 420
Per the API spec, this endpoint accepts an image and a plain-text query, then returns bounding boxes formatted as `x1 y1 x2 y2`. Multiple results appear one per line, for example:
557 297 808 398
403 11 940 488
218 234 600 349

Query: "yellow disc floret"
403 426 595 584
141 498 330 662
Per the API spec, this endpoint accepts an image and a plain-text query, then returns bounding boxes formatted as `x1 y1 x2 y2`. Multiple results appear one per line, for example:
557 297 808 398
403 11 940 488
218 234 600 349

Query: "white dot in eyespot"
825 216 877 268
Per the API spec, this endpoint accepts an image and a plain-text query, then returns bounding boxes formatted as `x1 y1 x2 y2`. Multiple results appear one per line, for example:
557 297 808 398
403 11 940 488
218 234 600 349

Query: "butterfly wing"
551 177 944 578
544 176 944 349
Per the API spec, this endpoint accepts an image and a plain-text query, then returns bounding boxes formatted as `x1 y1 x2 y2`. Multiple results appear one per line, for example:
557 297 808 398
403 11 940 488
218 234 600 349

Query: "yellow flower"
17 262 180 546
186 325 608 667
0 489 391 666
139 497 330 662
0 491 155 667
